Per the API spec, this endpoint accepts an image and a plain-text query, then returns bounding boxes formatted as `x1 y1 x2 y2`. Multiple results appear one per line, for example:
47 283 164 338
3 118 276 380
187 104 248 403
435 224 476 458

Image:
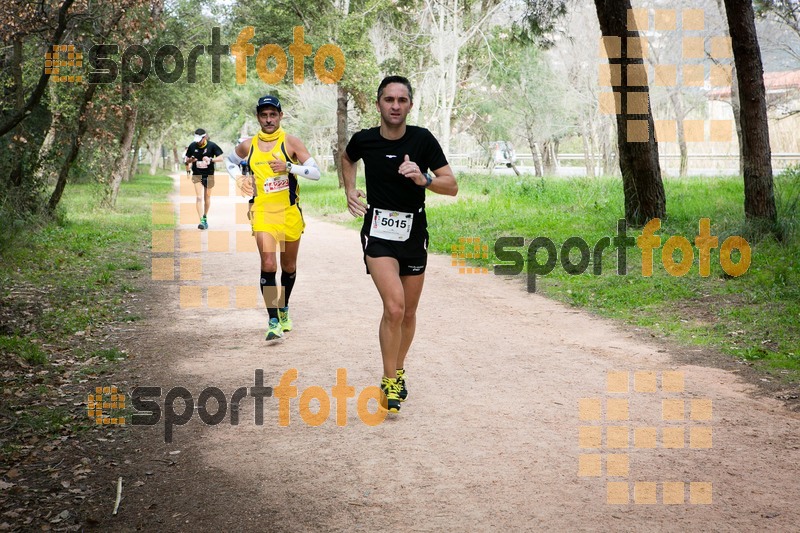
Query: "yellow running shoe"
380 376 401 413
278 307 293 332
396 369 408 401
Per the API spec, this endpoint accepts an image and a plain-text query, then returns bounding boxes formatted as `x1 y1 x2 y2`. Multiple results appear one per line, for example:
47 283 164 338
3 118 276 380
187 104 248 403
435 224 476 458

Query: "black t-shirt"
186 140 223 175
345 126 448 213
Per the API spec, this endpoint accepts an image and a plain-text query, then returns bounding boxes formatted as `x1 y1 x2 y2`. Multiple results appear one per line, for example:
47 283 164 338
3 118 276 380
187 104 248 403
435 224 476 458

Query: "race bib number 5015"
370 209 413 241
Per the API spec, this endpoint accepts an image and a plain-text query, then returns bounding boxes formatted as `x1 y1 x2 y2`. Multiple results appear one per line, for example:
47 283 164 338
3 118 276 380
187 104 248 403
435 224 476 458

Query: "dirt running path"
112 175 800 531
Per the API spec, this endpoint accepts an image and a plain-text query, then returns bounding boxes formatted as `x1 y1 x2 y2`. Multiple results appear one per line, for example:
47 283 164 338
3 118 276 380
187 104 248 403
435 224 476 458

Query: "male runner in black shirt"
342 75 458 413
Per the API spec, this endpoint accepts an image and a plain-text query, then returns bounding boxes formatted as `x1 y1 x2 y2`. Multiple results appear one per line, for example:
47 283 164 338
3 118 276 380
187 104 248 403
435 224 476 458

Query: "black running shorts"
360 207 428 276
192 174 215 188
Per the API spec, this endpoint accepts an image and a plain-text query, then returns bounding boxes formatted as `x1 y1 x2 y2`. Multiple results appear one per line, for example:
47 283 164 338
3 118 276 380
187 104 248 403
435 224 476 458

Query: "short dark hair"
377 76 413 102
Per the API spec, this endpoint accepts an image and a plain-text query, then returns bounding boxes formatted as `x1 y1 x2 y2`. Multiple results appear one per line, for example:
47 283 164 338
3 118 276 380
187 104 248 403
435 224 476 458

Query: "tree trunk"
127 126 141 181
150 141 162 175
107 105 139 206
529 140 544 177
730 64 745 177
9 37 25 187
667 90 688 177
34 110 62 186
0 0 75 138
594 0 666 224
581 124 595 178
715 0 745 178
335 84 347 188
542 141 556 176
48 84 97 212
723 0 777 223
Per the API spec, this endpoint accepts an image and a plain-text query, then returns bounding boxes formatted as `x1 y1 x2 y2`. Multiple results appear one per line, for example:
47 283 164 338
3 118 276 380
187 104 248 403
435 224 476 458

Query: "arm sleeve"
212 143 223 157
287 157 321 181
225 152 243 179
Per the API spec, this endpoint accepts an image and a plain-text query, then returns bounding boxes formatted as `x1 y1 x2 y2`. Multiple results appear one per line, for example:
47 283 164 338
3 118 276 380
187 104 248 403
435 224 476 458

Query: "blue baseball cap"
256 95 281 112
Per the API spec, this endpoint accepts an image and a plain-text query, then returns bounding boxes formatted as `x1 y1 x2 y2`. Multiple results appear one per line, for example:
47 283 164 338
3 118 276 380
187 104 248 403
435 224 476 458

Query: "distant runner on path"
184 128 223 230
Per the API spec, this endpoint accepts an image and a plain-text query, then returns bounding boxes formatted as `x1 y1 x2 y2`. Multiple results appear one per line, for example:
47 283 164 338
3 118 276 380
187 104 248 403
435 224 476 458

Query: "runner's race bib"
263 176 290 194
196 161 208 169
370 209 413 242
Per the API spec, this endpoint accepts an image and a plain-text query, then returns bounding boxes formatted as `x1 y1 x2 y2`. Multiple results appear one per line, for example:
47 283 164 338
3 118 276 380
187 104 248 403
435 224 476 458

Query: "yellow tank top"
248 132 300 206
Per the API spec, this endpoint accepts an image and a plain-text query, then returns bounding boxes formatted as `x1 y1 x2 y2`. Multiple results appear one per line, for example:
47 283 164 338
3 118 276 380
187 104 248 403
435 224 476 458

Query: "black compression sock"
260 271 278 320
281 270 296 307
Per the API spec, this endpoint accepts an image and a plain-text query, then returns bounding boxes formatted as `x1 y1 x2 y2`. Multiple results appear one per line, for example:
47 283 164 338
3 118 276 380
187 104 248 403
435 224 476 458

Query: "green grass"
300 169 800 383
0 172 172 356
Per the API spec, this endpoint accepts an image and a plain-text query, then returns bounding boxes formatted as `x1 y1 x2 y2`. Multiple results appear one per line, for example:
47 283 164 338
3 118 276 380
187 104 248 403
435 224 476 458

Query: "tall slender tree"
593 0 666 224
723 0 777 224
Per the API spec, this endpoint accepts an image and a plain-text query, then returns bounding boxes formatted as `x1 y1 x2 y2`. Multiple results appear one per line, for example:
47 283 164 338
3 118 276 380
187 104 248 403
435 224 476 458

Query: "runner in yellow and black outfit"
225 95 320 341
